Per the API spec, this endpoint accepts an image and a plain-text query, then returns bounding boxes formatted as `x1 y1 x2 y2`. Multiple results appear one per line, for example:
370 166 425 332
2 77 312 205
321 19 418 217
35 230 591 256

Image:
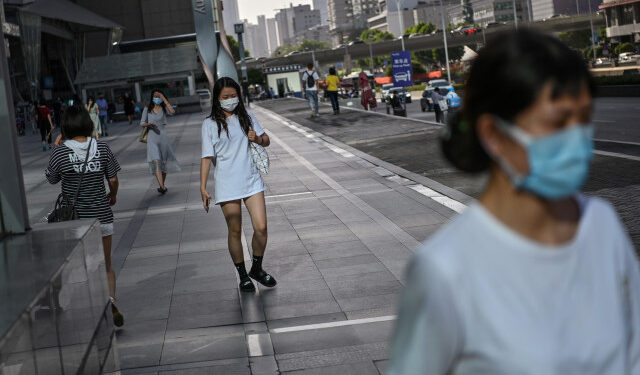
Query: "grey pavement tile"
335 293 399 313
324 274 403 300
127 244 180 260
318 260 388 280
301 233 361 249
282 361 380 375
314 254 381 270
263 261 322 282
312 190 341 199
271 325 368 355
289 217 343 231
179 239 229 254
344 306 398 320
320 197 372 223
294 224 353 240
266 312 347 331
116 269 176 289
159 363 250 375
121 255 178 270
374 360 388 374
264 298 343 321
388 212 447 228
403 224 440 242
116 319 167 369
260 287 336 308
341 178 393 194
161 326 247 365
172 275 239 295
250 356 279 375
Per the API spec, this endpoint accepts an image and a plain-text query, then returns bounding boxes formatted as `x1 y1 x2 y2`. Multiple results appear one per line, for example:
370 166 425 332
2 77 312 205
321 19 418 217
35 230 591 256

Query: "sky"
237 0 313 23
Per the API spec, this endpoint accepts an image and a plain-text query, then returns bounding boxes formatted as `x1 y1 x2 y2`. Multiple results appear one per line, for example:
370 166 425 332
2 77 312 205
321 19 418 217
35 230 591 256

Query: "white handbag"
250 142 270 174
438 99 448 111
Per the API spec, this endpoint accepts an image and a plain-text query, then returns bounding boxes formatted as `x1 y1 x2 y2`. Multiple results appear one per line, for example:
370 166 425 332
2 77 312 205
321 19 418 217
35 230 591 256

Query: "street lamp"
439 0 452 85
395 0 405 50
588 0 597 61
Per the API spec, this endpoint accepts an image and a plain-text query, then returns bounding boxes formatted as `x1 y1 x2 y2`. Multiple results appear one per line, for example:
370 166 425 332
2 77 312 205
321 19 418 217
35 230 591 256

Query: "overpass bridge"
243 13 605 70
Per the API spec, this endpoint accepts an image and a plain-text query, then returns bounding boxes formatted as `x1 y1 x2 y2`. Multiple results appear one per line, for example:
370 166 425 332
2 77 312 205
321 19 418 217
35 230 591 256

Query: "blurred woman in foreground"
388 29 639 375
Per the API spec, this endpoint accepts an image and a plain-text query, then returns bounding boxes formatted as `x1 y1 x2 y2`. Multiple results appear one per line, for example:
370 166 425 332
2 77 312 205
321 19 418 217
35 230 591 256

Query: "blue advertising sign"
391 51 413 87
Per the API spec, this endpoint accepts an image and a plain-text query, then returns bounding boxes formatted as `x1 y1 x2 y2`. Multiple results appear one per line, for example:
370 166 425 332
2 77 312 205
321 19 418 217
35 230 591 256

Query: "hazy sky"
237 0 313 23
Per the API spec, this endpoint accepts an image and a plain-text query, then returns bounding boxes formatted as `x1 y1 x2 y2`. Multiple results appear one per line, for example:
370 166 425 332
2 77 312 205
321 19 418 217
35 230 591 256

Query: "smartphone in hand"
205 197 211 213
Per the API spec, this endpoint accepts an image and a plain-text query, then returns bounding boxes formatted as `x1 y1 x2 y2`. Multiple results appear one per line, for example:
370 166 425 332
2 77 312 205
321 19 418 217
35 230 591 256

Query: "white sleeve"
248 111 265 136
140 107 148 125
387 252 462 375
201 120 217 158
624 241 640 373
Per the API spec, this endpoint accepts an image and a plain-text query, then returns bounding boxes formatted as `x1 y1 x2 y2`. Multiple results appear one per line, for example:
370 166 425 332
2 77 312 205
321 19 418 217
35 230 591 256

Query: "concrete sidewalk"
21 105 463 374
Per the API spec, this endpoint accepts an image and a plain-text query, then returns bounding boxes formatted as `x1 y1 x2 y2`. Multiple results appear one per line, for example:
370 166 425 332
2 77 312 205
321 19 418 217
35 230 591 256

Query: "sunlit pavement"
19 104 469 374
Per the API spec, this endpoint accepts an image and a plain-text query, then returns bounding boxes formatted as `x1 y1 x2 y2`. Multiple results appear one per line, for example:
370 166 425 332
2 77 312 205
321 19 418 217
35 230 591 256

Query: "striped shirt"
45 140 121 224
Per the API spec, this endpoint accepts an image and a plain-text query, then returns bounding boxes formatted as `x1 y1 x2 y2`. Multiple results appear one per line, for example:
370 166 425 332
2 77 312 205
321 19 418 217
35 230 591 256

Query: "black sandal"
249 269 277 287
157 187 168 195
239 278 256 292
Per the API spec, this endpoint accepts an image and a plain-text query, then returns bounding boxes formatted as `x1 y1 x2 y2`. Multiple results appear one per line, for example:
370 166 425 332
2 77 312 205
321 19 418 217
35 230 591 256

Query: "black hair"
147 89 167 114
329 67 336 75
61 102 93 139
209 77 253 139
441 28 594 173
87 95 96 109
307 62 314 69
434 87 440 92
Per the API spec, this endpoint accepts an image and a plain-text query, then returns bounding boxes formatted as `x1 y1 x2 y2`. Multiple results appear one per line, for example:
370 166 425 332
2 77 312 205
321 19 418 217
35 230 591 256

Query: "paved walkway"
20 105 464 374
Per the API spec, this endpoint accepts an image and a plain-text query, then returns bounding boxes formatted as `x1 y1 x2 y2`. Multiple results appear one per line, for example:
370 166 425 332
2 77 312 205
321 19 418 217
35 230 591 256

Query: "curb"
254 102 475 206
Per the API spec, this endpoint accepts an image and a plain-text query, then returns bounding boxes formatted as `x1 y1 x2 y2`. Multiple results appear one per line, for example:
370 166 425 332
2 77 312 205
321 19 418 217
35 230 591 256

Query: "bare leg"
101 235 116 298
153 161 165 189
220 200 244 263
162 172 167 185
244 192 268 257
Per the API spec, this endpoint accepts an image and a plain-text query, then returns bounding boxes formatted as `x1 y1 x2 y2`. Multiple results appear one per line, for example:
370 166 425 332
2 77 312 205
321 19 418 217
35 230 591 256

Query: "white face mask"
220 97 239 112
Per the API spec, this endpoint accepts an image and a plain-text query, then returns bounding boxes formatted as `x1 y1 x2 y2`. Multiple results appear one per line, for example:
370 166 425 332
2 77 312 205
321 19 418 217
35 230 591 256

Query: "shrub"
614 42 636 55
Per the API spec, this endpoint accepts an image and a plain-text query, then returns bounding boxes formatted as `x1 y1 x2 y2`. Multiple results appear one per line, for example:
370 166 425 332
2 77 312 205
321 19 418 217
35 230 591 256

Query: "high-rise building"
600 0 639 43
471 0 530 25
275 4 321 45
328 0 380 45
530 0 601 19
222 0 240 37
266 17 280 55
313 0 330 24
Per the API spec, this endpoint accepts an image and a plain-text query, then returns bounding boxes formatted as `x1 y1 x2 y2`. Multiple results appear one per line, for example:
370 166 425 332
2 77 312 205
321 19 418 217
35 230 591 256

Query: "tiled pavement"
20 104 462 374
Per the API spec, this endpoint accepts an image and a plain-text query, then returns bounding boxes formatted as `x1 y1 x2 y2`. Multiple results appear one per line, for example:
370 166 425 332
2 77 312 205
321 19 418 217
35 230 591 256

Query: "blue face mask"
153 97 163 105
493 119 594 199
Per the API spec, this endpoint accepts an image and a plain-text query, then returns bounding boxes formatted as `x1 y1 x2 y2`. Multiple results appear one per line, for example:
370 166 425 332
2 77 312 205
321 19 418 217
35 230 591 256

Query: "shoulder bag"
47 141 92 223
249 130 269 174
139 109 149 143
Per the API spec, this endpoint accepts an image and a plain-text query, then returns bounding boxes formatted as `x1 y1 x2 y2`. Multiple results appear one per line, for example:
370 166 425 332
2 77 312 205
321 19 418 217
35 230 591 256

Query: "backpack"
305 71 316 88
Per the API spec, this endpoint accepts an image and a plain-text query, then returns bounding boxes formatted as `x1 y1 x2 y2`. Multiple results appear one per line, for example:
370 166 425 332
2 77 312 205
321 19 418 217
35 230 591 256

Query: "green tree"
297 39 331 51
558 30 591 50
615 42 636 55
272 44 297 57
227 35 250 61
384 61 427 76
360 29 395 42
404 22 436 35
432 46 464 65
247 68 264 85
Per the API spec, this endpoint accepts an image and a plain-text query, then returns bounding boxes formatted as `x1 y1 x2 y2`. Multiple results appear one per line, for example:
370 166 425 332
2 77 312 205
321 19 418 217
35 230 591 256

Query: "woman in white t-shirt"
200 77 276 293
388 29 640 375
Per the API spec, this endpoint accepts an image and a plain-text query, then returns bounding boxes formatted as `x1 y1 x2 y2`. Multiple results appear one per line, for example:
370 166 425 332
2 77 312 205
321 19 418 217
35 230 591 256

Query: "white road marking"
407 184 467 213
270 315 397 334
594 150 640 162
266 191 313 199
246 334 264 357
594 138 640 147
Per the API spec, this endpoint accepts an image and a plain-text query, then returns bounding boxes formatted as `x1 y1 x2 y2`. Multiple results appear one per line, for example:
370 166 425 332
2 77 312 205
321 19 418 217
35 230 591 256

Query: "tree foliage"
227 35 250 61
558 30 591 50
247 68 264 85
272 44 297 57
404 22 436 35
360 29 395 42
271 39 331 57
615 42 636 55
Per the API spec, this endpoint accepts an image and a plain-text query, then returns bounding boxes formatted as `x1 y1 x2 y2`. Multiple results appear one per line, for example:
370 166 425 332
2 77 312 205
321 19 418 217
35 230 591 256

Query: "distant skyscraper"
328 0 380 45
313 0 330 25
275 4 321 45
266 17 279 55
222 0 240 37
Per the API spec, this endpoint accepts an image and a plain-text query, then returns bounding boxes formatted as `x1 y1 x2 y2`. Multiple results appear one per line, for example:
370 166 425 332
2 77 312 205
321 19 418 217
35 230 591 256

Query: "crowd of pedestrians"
34 28 639 374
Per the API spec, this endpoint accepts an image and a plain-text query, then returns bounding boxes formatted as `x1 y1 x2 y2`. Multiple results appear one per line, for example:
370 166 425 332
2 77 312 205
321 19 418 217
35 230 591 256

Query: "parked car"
384 88 412 104
409 33 421 38
381 83 394 101
428 79 453 91
618 52 638 64
348 39 365 46
452 25 479 35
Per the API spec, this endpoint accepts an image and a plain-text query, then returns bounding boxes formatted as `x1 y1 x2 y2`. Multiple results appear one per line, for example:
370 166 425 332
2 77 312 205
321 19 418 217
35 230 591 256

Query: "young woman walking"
86 95 101 138
388 29 640 375
140 90 180 194
45 103 124 327
200 77 276 292
36 100 54 151
325 67 340 115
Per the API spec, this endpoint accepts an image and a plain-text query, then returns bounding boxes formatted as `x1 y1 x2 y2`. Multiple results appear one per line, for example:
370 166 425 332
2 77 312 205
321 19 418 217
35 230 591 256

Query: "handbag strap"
71 139 93 204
